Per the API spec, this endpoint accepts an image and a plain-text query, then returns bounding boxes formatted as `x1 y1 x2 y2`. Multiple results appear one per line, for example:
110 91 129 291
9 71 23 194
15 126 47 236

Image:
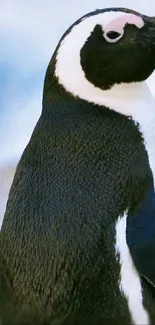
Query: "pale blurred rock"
0 164 17 228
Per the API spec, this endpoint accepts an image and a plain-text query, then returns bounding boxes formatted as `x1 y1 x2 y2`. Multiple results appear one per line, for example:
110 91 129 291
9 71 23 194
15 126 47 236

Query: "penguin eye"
106 31 121 39
104 30 123 43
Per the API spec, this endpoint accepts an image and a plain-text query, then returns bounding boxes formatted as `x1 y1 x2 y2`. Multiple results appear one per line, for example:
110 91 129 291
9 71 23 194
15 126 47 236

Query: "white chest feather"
115 215 150 325
114 87 155 325
112 82 155 325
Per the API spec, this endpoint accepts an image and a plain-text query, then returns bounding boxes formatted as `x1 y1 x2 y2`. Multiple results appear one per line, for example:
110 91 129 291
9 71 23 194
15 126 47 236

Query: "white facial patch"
55 10 145 109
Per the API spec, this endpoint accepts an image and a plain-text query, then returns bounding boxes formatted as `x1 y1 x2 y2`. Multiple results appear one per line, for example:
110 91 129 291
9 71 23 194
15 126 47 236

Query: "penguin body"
1 7 155 325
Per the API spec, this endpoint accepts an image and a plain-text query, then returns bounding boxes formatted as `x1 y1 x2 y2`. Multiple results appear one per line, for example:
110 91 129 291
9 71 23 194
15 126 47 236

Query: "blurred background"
0 0 155 226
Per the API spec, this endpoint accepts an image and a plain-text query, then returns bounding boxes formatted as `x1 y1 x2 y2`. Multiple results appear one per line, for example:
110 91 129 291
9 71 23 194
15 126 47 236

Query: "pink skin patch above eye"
104 14 144 35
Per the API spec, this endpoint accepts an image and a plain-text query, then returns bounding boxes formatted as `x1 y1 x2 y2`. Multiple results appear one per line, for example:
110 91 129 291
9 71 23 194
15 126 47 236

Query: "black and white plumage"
1 7 155 325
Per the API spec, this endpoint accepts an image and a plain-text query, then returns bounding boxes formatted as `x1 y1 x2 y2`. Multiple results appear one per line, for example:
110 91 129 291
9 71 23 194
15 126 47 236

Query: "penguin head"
52 7 155 100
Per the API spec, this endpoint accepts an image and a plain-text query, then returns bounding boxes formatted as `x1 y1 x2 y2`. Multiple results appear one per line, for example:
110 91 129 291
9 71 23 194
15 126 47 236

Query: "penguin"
1 6 155 325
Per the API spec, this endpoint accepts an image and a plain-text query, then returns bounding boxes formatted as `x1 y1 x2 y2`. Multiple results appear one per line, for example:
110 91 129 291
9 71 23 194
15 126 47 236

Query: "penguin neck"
54 75 155 191
56 72 154 117
54 73 155 127
88 81 155 117
99 80 155 192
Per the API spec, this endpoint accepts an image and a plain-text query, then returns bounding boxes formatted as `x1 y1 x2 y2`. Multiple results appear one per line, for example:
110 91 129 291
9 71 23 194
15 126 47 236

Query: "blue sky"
1 0 155 167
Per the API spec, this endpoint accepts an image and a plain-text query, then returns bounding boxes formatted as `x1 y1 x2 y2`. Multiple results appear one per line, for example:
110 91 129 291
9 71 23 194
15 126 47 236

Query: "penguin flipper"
126 181 155 287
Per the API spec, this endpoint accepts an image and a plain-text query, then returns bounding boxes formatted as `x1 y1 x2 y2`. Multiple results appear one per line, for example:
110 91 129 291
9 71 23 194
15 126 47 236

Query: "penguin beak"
149 17 155 24
145 16 155 26
144 16 155 27
148 17 155 41
141 15 155 42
